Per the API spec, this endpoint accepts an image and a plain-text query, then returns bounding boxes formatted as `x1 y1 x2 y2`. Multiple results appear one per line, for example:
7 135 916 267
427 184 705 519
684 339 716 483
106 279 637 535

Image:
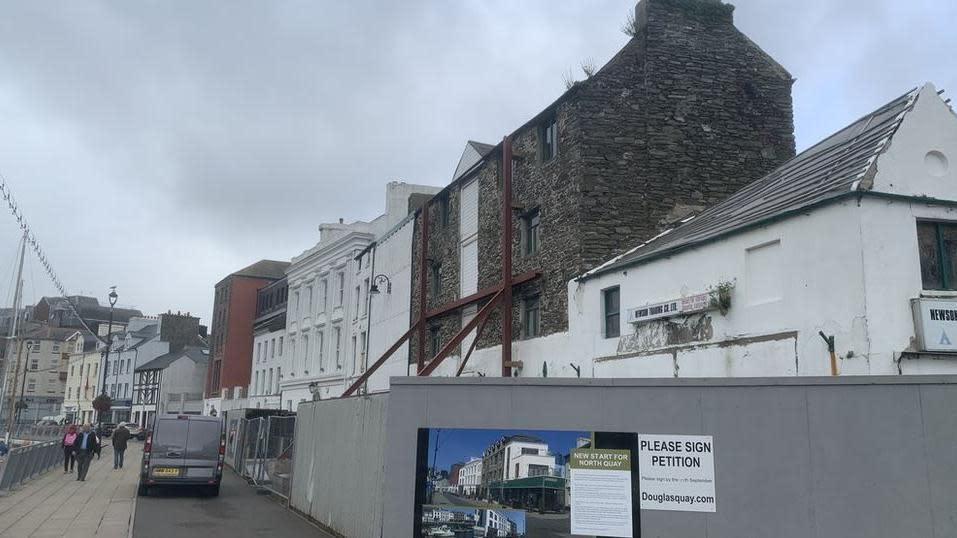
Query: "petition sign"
638 434 716 512
569 449 633 537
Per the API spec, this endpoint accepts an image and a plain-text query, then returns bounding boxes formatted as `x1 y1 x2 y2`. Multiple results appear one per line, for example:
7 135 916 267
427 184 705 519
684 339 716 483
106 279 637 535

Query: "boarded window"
540 114 558 161
745 240 783 305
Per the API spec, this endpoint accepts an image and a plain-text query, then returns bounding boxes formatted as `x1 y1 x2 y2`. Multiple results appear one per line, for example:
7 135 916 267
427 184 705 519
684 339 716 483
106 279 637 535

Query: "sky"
429 427 588 472
0 0 954 326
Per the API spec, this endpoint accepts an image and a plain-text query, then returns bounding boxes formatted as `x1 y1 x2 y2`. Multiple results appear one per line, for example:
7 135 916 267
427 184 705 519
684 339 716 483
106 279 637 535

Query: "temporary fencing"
230 415 297 499
0 440 61 492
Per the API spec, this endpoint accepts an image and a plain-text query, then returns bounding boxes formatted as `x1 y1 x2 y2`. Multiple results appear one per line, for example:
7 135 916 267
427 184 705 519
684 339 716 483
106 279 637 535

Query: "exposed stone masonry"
410 0 796 365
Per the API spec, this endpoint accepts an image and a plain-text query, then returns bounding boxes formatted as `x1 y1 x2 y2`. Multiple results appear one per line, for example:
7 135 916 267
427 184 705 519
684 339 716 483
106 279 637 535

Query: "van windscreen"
186 420 222 459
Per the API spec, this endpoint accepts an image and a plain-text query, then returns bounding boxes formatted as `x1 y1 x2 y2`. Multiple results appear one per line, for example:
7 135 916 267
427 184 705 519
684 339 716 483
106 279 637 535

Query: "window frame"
430 263 443 297
522 208 541 256
602 286 621 339
539 114 559 162
522 294 541 339
918 220 957 291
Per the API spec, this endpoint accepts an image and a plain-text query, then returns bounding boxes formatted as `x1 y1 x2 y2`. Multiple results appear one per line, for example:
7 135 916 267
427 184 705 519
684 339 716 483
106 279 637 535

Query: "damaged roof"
582 86 921 280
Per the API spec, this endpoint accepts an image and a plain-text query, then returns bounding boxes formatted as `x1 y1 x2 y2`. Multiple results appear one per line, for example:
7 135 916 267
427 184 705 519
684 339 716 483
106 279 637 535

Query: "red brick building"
205 260 289 400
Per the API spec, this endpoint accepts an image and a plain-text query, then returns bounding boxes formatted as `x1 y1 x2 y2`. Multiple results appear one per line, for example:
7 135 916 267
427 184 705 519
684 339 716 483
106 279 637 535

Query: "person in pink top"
62 424 78 474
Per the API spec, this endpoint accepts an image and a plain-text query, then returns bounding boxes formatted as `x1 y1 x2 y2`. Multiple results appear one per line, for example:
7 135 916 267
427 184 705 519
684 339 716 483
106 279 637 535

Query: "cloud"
0 0 953 323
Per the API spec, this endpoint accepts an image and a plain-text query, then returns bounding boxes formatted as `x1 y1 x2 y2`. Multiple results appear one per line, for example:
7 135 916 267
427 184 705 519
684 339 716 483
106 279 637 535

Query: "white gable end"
872 83 957 200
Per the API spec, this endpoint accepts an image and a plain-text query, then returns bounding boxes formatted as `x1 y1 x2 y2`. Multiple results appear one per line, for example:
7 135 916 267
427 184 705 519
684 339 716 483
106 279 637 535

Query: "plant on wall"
709 280 735 315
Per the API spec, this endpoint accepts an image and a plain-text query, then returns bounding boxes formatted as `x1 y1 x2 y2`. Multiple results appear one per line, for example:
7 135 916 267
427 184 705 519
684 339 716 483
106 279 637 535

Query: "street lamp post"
97 287 118 424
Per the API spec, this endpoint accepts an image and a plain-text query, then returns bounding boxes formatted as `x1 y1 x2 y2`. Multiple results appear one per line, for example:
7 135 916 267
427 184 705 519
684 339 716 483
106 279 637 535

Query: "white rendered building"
570 83 957 379
281 182 441 406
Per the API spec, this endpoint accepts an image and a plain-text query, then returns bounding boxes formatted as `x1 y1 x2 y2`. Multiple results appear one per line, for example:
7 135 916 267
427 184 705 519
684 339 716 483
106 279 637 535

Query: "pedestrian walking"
112 423 130 469
72 423 100 481
62 424 78 473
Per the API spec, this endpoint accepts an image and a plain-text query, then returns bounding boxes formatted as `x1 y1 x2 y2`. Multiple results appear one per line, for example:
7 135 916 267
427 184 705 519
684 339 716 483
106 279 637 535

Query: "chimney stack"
635 0 734 36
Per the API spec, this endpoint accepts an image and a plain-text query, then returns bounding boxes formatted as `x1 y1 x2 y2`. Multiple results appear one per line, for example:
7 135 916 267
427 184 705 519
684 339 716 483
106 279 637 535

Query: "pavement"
0 443 140 537
133 467 332 537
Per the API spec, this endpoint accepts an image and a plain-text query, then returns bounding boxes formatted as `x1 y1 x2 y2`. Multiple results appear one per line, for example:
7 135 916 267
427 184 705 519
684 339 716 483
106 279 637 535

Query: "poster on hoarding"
414 428 639 537
638 434 716 513
569 449 633 537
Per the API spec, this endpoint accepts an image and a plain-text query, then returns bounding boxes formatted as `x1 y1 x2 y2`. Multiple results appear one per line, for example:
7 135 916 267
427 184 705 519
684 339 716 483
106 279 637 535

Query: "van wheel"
137 484 149 497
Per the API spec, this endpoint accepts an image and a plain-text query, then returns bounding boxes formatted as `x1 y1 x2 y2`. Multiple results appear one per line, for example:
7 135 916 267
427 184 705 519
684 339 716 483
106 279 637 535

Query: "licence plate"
152 467 181 477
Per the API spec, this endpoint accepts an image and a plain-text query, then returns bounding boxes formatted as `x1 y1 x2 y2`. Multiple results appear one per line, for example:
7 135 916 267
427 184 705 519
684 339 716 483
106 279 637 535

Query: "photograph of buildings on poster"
422 505 526 537
420 428 591 537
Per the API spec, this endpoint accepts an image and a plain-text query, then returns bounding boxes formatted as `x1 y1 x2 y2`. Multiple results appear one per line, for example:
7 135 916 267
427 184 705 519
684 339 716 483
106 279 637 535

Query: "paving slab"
0 443 141 537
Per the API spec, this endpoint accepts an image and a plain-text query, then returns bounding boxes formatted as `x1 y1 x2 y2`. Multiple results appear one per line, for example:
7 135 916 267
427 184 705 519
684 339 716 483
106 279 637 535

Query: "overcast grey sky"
0 0 954 325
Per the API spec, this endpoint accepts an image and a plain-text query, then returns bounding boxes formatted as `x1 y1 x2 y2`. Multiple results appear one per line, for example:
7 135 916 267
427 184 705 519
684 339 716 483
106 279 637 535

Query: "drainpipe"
819 331 838 376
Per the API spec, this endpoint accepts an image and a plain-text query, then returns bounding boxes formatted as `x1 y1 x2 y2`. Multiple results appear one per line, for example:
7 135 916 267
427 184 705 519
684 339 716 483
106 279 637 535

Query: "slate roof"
582 86 920 280
233 260 289 279
135 346 209 371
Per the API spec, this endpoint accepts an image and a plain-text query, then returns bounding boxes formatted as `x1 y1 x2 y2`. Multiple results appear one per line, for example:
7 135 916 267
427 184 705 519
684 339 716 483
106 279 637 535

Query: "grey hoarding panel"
383 376 957 538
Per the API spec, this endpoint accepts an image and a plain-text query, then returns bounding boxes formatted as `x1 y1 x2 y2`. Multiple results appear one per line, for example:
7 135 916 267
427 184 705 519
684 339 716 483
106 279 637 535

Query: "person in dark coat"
111 424 131 469
72 423 100 481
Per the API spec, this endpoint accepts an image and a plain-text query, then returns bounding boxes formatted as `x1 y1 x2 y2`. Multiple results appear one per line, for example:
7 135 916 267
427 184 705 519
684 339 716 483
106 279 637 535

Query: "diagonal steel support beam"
341 321 419 398
418 289 504 378
456 304 495 377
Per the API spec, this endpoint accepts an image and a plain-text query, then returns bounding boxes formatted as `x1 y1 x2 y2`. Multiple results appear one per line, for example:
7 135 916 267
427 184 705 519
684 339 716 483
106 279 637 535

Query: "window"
27 379 36 391
540 114 558 161
302 335 310 374
429 325 441 357
317 331 325 372
279 336 284 356
68 387 72 399
352 335 357 366
124 383 129 398
523 209 540 256
521 447 539 455
70 365 74 377
319 279 328 313
257 342 262 363
334 327 342 369
30 358 38 370
918 221 957 290
289 337 296 372
522 295 541 339
276 367 281 392
52 344 60 352
360 331 367 361
306 286 313 314
363 278 370 317
603 286 621 338
126 359 131 373
354 285 361 320
268 369 273 394
336 271 346 306
430 263 443 297
293 290 301 317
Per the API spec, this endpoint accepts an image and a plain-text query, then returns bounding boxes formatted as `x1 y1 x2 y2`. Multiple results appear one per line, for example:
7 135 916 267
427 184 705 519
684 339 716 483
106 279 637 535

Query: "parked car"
116 422 143 438
139 415 225 497
97 423 116 438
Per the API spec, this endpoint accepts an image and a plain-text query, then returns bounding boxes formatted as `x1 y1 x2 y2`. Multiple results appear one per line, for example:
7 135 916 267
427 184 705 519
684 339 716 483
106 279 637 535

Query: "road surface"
133 469 331 537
